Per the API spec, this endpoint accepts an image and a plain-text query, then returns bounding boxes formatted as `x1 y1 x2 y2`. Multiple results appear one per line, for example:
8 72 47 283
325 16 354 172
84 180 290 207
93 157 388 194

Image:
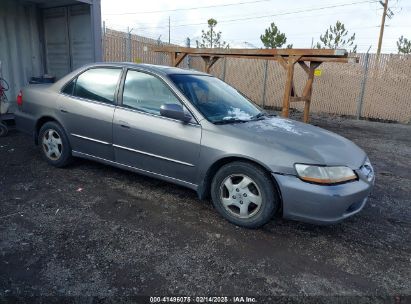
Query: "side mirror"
160 103 192 123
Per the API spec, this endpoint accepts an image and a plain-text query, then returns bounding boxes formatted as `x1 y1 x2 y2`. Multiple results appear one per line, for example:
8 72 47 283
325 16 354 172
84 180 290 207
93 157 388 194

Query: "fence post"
123 35 127 61
186 37 191 69
356 49 371 119
261 60 269 108
102 21 106 61
222 57 227 81
128 28 132 62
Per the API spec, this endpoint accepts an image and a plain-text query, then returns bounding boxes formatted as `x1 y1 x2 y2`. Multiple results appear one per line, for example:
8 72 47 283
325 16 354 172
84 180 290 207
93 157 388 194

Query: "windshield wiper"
213 118 249 125
251 111 274 120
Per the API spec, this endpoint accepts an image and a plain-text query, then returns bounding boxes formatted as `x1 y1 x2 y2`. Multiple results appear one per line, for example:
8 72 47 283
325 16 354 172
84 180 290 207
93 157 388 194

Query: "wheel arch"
197 156 283 212
34 116 64 145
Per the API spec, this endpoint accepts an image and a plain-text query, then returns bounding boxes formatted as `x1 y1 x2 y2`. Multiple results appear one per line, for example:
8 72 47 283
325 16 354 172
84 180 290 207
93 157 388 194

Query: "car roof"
84 62 210 77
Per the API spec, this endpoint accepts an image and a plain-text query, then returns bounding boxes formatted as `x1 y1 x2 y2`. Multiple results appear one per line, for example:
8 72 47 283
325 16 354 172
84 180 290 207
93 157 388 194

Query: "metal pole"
168 16 171 44
261 60 269 108
127 27 132 62
356 47 371 120
102 21 106 61
124 28 127 61
186 37 191 69
222 57 227 81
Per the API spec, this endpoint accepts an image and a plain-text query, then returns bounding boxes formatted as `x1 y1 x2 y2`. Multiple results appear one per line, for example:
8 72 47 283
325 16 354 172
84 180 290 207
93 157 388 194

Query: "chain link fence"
103 28 411 124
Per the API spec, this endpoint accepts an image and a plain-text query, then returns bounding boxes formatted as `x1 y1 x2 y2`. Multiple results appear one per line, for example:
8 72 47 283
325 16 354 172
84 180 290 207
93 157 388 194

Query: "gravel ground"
0 115 410 303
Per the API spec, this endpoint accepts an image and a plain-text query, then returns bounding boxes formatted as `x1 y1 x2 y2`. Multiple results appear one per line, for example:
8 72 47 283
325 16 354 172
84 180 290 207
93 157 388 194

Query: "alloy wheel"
219 174 262 219
42 129 63 161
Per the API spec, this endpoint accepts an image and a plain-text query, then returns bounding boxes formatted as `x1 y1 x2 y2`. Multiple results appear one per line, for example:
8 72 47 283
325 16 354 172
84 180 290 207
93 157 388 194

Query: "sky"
101 0 411 53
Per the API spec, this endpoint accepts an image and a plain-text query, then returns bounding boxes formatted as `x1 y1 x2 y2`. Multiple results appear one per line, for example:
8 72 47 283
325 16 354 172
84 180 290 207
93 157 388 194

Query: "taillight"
16 90 23 106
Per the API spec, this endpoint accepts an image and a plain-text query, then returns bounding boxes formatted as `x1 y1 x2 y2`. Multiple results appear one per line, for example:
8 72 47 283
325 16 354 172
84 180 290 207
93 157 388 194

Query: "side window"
122 70 182 115
62 78 76 95
73 68 122 104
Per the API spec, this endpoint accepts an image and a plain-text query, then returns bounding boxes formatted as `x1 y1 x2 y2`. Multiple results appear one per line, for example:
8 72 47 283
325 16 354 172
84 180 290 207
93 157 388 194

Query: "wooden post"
201 56 210 72
301 61 321 123
201 56 220 73
170 52 187 67
281 56 299 118
170 52 176 66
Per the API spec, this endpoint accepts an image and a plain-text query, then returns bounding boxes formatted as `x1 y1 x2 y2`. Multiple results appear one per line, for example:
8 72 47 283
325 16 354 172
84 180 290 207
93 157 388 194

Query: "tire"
211 161 279 228
0 122 8 137
38 121 73 167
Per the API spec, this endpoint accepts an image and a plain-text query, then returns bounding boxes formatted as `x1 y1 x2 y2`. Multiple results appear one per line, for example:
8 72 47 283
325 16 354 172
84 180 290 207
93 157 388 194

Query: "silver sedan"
15 63 375 228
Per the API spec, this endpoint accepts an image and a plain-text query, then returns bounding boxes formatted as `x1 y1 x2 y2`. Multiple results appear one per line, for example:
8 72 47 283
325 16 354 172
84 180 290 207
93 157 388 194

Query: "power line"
105 0 274 15
143 4 361 28
154 0 377 27
124 0 379 31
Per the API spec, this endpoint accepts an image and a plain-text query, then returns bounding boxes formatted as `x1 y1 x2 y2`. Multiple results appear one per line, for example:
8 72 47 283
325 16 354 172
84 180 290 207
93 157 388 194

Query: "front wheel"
211 161 279 228
38 121 72 167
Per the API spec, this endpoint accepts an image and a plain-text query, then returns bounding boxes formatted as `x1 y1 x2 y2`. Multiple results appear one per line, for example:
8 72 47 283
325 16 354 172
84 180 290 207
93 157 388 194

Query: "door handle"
119 120 130 129
60 108 69 113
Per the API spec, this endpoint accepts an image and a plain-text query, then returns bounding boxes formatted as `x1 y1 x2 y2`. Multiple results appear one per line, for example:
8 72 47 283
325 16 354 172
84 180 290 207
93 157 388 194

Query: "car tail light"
16 90 23 106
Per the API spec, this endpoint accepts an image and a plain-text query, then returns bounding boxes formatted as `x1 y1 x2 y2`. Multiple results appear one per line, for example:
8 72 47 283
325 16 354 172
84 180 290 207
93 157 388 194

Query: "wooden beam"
276 56 288 69
152 46 348 57
298 56 359 63
174 52 187 67
208 56 220 72
298 61 310 75
182 54 356 64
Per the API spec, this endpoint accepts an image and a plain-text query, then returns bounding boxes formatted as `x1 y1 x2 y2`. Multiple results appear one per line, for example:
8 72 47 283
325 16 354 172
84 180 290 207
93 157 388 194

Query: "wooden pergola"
152 46 358 123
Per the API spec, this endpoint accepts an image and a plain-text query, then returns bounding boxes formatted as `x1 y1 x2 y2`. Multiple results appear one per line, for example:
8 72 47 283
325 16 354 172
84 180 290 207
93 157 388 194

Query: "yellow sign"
314 69 322 76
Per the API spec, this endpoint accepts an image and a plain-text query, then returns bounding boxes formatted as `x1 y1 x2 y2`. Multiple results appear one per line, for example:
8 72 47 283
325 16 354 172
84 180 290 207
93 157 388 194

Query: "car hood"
219 116 366 170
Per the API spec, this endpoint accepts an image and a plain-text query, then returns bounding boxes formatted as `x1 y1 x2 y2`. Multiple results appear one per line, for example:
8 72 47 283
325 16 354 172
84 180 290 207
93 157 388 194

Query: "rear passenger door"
57 67 123 160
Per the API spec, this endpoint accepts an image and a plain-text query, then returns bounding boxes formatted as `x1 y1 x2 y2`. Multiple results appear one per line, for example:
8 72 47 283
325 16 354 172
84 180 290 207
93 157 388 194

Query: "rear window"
62 68 122 104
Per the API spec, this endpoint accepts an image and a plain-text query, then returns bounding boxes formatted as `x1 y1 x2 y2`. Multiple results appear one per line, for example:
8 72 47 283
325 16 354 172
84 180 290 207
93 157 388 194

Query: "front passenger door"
113 70 201 185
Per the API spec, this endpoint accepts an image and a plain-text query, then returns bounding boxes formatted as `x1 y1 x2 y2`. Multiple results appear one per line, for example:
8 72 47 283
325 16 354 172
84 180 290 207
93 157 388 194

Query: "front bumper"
273 171 374 225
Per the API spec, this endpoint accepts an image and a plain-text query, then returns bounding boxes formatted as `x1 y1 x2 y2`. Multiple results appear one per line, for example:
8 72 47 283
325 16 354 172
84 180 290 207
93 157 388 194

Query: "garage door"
43 5 93 79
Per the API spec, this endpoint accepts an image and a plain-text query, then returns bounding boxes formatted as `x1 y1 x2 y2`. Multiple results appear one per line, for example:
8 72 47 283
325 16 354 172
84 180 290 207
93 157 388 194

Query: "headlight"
295 164 357 184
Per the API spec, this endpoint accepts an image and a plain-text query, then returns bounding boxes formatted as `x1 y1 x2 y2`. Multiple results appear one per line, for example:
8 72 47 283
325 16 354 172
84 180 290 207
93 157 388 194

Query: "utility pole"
377 0 389 57
168 16 171 44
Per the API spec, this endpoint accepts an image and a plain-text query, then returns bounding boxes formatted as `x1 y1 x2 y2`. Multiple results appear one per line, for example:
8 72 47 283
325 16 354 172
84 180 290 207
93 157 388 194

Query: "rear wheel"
38 121 72 167
211 161 279 228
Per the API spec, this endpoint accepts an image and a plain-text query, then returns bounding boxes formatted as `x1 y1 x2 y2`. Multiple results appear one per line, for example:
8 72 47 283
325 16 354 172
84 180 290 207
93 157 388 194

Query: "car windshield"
169 74 262 123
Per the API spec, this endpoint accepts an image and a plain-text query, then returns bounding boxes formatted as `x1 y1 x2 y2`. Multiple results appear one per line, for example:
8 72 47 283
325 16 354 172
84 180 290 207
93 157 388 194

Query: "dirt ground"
0 115 410 303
